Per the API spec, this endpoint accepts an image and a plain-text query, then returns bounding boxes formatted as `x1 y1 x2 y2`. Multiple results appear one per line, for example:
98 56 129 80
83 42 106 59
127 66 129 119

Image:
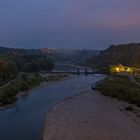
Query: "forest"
87 43 140 69
0 47 54 85
0 47 55 106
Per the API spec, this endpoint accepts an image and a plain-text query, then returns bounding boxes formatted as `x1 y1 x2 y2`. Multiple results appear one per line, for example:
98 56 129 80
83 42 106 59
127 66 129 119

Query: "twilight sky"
0 0 140 50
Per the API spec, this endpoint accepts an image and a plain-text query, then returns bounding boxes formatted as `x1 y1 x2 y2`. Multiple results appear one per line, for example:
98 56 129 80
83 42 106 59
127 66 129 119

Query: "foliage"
87 43 140 69
21 55 54 72
0 58 17 86
96 75 140 107
0 47 54 86
134 76 140 84
0 47 55 107
0 74 43 106
0 46 55 73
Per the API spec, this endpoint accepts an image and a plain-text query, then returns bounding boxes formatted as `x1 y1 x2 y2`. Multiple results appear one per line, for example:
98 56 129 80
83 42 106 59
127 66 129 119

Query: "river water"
0 74 105 140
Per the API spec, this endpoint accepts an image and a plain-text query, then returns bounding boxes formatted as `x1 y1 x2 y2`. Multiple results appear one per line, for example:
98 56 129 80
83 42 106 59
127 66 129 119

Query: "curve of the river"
0 74 106 140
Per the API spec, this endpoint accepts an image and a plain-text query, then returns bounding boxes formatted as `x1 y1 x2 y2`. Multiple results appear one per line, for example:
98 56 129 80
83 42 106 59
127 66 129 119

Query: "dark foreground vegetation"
0 47 54 86
0 73 43 106
0 47 57 107
0 73 68 107
96 75 140 107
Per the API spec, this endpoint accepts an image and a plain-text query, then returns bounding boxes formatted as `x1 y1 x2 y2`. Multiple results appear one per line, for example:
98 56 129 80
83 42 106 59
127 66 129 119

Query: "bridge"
41 63 95 75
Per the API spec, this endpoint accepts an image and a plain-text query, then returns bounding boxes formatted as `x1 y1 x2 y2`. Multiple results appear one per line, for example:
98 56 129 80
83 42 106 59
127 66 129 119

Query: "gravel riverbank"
43 90 140 140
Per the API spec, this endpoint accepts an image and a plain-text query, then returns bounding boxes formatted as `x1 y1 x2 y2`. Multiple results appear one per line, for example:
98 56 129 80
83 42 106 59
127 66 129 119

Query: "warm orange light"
116 67 119 72
126 68 132 72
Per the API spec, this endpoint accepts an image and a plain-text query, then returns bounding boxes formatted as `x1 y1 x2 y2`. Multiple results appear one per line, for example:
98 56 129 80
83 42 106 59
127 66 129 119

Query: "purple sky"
0 0 140 49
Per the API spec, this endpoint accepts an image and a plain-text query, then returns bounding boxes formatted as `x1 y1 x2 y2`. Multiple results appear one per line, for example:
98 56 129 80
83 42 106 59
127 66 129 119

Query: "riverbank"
0 74 72 110
43 90 140 140
96 74 140 107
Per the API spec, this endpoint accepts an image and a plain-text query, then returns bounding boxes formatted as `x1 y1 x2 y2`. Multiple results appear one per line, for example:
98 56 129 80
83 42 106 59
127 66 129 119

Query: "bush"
0 74 43 106
96 75 140 107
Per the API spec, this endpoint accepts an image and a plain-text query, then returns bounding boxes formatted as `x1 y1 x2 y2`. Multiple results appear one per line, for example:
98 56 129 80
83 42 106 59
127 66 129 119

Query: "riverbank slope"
0 74 71 109
43 90 140 140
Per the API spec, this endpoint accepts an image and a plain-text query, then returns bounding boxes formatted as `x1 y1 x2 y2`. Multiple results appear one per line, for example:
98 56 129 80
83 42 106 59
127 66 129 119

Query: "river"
0 74 105 140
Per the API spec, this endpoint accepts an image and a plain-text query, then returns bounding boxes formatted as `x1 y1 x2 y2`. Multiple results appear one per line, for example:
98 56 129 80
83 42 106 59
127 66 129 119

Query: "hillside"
0 46 100 66
87 43 140 68
53 49 100 65
0 46 54 73
0 46 41 56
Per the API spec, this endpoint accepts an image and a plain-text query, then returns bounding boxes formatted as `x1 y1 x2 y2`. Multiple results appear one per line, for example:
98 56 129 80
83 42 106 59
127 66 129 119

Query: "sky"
0 0 140 50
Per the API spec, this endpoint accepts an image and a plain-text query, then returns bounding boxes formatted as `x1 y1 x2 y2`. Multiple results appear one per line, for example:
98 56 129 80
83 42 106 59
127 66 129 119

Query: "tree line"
0 47 54 85
87 43 140 69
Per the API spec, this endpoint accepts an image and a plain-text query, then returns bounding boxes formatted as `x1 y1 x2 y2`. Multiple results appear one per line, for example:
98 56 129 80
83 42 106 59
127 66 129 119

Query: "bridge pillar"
85 68 88 75
77 68 80 75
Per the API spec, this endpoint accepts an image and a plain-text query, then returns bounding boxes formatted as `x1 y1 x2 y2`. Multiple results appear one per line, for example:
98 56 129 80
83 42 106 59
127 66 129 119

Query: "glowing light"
116 67 119 72
126 68 132 72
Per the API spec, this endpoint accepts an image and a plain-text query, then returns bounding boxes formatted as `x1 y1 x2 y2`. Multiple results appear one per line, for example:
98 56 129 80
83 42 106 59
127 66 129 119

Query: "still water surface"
0 74 105 140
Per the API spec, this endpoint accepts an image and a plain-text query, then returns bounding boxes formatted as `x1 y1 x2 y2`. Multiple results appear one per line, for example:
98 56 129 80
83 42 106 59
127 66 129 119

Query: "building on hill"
109 64 133 74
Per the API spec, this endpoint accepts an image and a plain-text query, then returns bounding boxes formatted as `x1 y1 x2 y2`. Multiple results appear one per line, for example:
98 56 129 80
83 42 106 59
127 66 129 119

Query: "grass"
0 73 43 106
0 74 68 107
96 75 140 107
134 76 140 84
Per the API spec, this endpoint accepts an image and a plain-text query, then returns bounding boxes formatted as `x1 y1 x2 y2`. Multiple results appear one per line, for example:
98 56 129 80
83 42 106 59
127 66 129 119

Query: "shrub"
96 75 140 107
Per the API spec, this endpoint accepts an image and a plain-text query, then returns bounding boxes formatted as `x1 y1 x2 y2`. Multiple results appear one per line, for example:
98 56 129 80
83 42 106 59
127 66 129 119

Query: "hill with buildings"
87 43 140 68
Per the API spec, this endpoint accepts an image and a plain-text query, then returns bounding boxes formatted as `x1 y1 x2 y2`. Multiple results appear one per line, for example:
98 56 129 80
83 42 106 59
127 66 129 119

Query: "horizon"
0 0 140 49
1 41 140 51
0 45 101 51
